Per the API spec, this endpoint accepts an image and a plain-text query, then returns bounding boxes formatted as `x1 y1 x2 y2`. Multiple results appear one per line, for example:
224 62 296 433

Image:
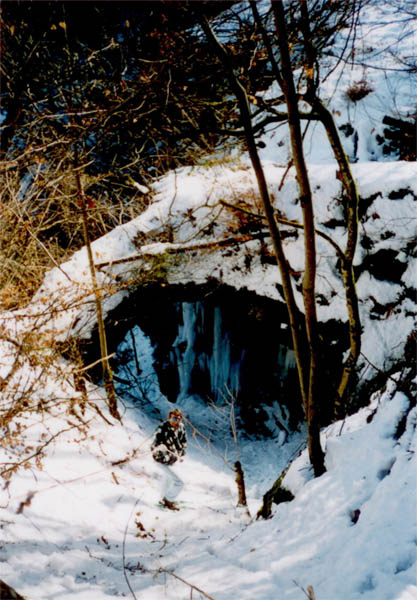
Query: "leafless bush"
0 156 148 311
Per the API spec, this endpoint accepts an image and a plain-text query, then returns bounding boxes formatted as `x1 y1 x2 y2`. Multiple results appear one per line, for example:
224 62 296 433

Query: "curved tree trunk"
312 99 361 416
200 14 310 415
252 0 361 422
202 10 326 477
272 0 325 477
297 0 361 417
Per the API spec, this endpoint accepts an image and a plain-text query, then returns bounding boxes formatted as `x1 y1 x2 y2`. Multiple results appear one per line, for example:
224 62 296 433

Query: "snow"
1 3 417 600
1 366 415 599
18 158 414 373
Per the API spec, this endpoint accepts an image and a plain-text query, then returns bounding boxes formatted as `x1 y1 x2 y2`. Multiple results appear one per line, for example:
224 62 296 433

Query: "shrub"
345 79 373 102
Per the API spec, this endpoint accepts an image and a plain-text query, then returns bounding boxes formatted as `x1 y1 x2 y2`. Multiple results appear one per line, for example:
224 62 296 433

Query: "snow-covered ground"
1 361 415 600
1 3 416 599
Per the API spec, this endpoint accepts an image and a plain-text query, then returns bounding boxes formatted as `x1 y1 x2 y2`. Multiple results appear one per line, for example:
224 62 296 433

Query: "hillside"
1 2 416 599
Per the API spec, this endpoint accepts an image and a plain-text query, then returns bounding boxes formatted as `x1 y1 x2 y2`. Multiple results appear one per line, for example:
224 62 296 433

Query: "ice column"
209 306 242 402
173 301 243 402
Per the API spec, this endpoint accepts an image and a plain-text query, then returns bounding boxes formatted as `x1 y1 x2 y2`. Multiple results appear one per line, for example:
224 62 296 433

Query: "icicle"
114 296 298 415
173 301 198 400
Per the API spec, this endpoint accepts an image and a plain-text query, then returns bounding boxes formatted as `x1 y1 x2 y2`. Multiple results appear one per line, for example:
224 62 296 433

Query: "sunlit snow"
1 3 416 600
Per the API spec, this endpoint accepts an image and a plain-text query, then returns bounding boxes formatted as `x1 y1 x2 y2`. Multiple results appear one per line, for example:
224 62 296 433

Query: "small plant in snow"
345 79 374 102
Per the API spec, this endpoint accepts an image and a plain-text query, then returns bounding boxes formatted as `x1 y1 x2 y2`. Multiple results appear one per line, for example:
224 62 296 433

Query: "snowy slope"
17 159 416 379
1 3 416 600
0 157 415 598
0 364 415 600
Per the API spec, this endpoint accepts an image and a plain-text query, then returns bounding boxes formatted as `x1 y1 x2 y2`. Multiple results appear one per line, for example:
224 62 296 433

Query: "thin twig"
182 416 234 471
95 233 269 269
70 353 116 374
220 199 345 259
157 567 216 600
123 498 141 600
293 579 316 599
360 352 399 384
1 422 87 478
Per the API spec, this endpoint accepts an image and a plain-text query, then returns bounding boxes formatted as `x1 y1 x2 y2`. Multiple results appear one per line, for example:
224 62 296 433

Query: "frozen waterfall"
172 301 243 402
112 295 300 428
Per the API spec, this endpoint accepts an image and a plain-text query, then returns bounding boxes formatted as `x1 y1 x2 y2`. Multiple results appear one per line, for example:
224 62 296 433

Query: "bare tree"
198 0 372 476
249 0 363 420
73 149 121 422
272 0 326 475
296 0 361 416
200 13 325 476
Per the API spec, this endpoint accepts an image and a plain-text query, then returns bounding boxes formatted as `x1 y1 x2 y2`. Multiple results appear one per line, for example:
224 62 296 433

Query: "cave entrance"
82 282 343 435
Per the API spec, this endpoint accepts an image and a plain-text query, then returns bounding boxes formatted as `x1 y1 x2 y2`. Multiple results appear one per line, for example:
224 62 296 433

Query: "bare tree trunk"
201 9 326 477
312 99 361 416
256 461 294 520
73 153 121 422
251 0 361 422
272 0 325 476
234 460 250 514
200 14 310 414
297 0 361 417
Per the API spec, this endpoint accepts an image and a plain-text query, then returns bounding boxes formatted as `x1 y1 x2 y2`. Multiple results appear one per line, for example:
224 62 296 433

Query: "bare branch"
157 567 217 600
